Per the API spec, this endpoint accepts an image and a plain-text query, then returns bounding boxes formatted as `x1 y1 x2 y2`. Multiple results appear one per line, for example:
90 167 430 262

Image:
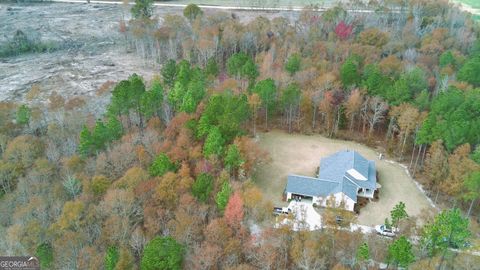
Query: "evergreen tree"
241 58 259 85
104 246 119 270
285 53 301 76
180 90 196 113
183 4 203 22
131 0 153 19
418 88 480 151
439 50 455 68
421 208 470 268
106 116 123 141
161 59 177 88
141 236 184 270
362 64 391 97
93 120 109 150
205 57 219 77
356 242 370 264
281 83 301 133
168 82 187 111
390 201 408 227
79 126 94 157
253 79 277 129
227 52 249 78
224 144 243 173
458 55 480 87
36 243 53 269
463 171 480 217
140 79 164 118
340 55 360 88
471 145 480 164
198 92 249 141
16 104 31 126
176 60 191 87
203 127 224 158
108 80 131 117
215 181 232 212
191 173 213 202
149 153 177 177
414 90 430 111
387 236 415 268
387 77 411 105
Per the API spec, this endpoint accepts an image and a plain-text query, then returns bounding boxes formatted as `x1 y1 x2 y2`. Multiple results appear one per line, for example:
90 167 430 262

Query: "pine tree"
340 56 360 88
162 59 177 88
79 126 93 157
215 181 232 212
421 208 470 269
356 242 370 265
106 116 123 140
16 104 31 126
205 57 219 77
390 201 408 227
141 237 184 270
131 0 153 19
253 78 277 129
224 144 243 173
387 236 415 268
93 120 109 151
285 53 301 76
191 173 213 202
203 127 224 158
104 246 119 270
149 153 177 177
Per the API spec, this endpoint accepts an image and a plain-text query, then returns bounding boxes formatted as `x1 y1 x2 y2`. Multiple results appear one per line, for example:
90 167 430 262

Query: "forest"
0 0 480 269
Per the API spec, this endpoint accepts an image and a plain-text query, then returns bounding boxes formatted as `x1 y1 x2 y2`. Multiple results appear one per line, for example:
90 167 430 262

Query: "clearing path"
254 130 433 227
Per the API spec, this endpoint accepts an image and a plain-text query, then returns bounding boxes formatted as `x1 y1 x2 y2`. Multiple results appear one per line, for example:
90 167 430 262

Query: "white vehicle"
273 207 292 215
375 225 398 237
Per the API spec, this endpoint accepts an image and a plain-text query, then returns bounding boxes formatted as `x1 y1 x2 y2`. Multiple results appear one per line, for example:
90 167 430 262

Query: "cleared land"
0 3 286 112
253 130 433 226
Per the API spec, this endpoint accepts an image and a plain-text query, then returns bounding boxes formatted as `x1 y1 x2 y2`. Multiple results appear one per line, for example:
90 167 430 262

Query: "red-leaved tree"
335 21 353 40
224 192 244 228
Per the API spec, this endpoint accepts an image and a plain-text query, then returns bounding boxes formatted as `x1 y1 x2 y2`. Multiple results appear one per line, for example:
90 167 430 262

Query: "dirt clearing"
253 130 434 226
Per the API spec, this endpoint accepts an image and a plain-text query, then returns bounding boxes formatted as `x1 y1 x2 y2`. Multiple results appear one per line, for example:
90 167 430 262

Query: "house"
284 150 380 212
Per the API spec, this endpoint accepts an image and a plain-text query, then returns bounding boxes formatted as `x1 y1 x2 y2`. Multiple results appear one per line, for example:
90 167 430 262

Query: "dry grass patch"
253 130 434 226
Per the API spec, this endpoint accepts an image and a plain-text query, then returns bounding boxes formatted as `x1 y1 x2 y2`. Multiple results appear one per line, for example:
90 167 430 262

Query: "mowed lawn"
253 130 434 226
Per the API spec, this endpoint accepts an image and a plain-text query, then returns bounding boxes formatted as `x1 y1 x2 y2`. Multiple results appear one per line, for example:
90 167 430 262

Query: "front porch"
357 188 374 198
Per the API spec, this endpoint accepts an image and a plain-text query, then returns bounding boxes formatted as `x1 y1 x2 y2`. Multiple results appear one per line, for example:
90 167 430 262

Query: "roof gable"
352 151 369 179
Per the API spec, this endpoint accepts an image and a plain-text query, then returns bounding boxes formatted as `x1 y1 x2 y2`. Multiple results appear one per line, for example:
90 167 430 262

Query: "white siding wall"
286 192 355 212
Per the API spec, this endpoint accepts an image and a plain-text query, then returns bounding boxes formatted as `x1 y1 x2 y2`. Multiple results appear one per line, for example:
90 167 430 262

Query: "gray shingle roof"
353 151 369 179
285 150 377 202
285 175 340 197
342 177 359 203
